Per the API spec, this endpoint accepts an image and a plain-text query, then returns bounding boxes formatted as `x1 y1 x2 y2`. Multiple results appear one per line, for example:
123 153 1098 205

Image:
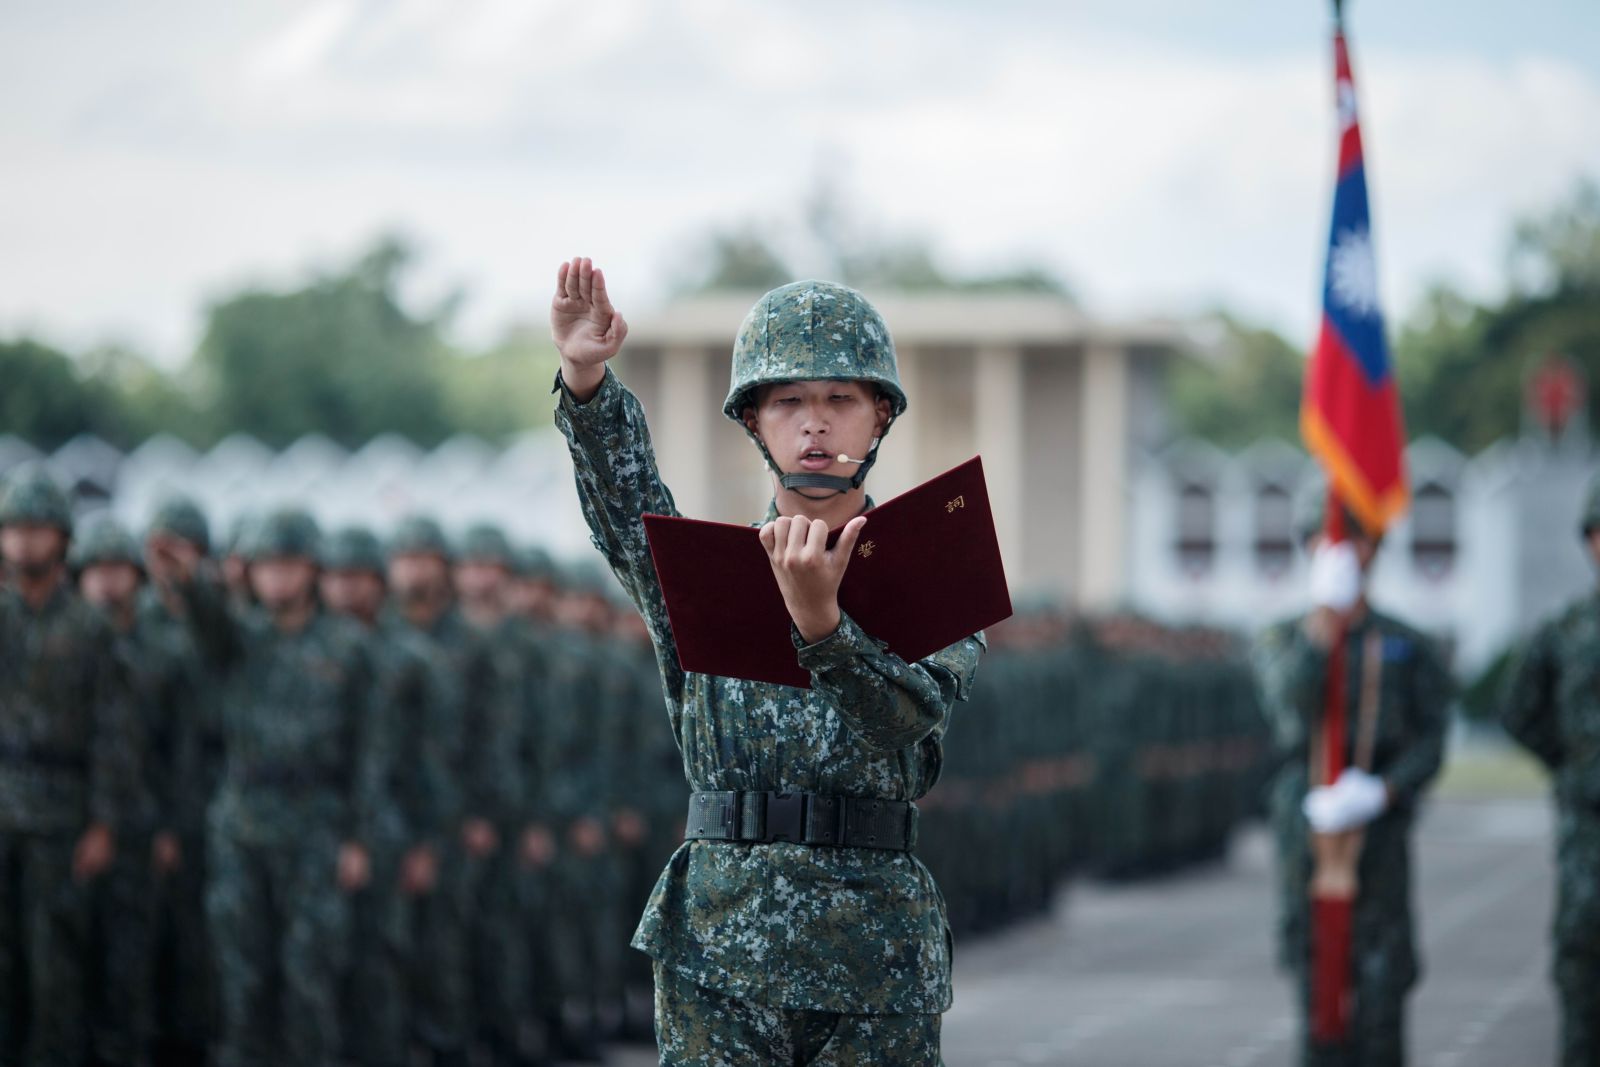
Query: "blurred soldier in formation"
1253 494 1450 1067
74 517 197 1067
151 507 383 1067
321 525 453 1067
387 514 511 1067
141 495 219 1067
452 522 539 1064
1500 473 1600 1067
0 468 135 1067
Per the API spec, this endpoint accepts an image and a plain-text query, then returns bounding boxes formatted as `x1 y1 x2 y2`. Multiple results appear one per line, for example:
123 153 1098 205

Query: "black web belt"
685 790 918 852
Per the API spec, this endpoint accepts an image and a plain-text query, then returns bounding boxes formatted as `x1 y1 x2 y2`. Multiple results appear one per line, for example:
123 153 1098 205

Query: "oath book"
642 455 1012 689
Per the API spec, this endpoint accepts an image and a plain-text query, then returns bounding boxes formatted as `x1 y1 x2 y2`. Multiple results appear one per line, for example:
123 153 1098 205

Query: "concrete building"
612 290 1190 609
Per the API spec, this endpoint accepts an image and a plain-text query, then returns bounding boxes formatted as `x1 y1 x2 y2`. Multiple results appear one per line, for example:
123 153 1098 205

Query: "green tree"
1166 315 1305 448
0 338 114 449
195 235 455 448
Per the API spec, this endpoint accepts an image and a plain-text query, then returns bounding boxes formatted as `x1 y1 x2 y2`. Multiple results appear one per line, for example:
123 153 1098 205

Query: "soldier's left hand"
72 822 115 882
758 514 868 644
337 841 371 893
151 831 182 875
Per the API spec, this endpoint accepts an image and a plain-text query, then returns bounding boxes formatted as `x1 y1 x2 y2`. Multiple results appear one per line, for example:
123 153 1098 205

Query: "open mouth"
797 448 835 471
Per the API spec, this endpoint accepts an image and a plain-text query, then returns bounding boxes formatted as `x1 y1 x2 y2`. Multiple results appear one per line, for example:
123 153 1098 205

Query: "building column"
974 343 1025 589
656 345 713 519
1078 339 1129 609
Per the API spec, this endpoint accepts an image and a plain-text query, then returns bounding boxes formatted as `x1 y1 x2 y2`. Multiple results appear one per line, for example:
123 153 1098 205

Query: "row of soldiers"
920 605 1272 936
0 463 684 1067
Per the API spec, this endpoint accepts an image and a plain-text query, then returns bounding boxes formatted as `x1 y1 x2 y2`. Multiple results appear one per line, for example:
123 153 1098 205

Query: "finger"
607 311 628 347
834 515 868 560
565 257 582 300
579 257 594 304
592 267 614 313
786 514 810 557
758 522 778 556
802 517 828 560
556 260 569 299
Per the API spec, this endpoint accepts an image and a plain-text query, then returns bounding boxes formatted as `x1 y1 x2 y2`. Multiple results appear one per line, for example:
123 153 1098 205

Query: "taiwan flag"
1300 29 1409 535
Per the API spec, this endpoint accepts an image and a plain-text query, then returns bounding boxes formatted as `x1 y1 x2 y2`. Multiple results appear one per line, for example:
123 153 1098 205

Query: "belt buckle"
763 791 805 844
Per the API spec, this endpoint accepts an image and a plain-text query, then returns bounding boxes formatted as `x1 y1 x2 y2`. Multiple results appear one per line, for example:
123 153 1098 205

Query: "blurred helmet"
512 544 555 581
1582 473 1600 538
224 512 260 559
723 281 906 495
320 525 386 574
147 495 211 555
70 516 143 573
388 514 452 562
247 508 322 563
0 464 73 534
456 522 512 567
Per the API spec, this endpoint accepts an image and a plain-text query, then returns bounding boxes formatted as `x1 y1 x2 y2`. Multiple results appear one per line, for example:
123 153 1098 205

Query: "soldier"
75 517 198 1067
387 514 513 1067
150 506 383 1067
1500 473 1600 1067
0 467 135 1067
550 258 984 1064
451 522 538 1065
141 494 219 1067
1252 493 1451 1067
321 525 452 1067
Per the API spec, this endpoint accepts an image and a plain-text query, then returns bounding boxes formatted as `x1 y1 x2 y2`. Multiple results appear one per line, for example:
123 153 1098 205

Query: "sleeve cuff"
553 365 620 412
793 611 881 672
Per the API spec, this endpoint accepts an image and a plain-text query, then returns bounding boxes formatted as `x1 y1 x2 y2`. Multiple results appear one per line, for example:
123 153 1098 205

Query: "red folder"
642 456 1012 689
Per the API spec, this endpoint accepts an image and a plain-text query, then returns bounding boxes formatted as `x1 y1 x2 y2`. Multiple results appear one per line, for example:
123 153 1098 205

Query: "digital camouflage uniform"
1253 608 1451 1067
141 494 219 1063
388 515 517 1063
554 280 984 1066
74 517 199 1067
0 470 137 1067
1500 477 1600 1067
322 526 453 1067
180 508 385 1067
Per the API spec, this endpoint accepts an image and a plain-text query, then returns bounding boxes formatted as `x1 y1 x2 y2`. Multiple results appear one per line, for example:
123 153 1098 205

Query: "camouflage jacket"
105 608 201 837
136 589 223 841
183 582 384 847
555 367 984 1014
0 583 136 836
367 615 454 849
1501 589 1600 809
401 606 519 832
1253 607 1450 812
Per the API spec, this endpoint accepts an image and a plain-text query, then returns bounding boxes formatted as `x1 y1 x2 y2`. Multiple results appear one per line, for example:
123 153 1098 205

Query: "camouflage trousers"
343 845 409 1067
1554 802 1600 1067
150 830 215 1058
652 961 943 1066
207 826 349 1067
408 853 469 1056
90 830 153 1066
466 848 526 1054
550 849 623 1014
0 831 92 1067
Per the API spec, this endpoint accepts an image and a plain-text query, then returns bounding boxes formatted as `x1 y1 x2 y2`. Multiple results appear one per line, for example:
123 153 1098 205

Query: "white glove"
1302 767 1389 833
1308 541 1362 613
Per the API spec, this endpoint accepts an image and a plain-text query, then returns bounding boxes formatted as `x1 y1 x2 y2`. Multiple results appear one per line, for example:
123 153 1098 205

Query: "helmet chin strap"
763 439 883 498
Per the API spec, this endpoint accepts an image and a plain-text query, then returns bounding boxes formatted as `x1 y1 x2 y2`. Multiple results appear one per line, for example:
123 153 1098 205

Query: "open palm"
550 256 627 367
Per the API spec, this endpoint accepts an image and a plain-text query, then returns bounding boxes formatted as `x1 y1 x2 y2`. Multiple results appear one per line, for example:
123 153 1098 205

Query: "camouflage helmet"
0 465 73 534
320 525 385 574
223 512 260 559
70 516 143 573
1582 472 1600 538
148 495 211 555
563 559 612 597
512 544 555 581
247 507 322 563
456 522 512 567
723 281 906 495
388 514 452 561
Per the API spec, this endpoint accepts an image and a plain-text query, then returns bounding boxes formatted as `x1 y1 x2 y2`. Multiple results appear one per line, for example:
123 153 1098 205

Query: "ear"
873 393 892 436
742 403 762 443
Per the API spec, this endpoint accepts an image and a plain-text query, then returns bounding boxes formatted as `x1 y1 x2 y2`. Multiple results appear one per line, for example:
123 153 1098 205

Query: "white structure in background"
1128 435 1598 673
0 430 596 563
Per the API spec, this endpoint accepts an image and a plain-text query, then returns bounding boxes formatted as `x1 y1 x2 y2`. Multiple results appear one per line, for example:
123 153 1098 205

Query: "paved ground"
603 795 1559 1066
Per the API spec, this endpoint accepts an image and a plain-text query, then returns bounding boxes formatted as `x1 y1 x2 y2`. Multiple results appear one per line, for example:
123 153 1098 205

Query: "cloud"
0 0 1596 363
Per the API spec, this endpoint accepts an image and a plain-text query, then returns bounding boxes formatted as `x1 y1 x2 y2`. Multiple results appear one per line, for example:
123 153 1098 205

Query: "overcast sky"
2 0 1597 365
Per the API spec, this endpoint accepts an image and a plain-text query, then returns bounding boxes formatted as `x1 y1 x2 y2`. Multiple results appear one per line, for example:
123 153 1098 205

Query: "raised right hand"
551 256 627 400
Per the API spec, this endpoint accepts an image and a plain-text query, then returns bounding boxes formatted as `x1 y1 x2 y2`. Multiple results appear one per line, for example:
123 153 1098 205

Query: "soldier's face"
453 561 506 603
250 557 317 611
320 569 385 620
80 562 141 608
506 577 554 619
0 523 65 575
388 553 449 603
745 381 891 477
